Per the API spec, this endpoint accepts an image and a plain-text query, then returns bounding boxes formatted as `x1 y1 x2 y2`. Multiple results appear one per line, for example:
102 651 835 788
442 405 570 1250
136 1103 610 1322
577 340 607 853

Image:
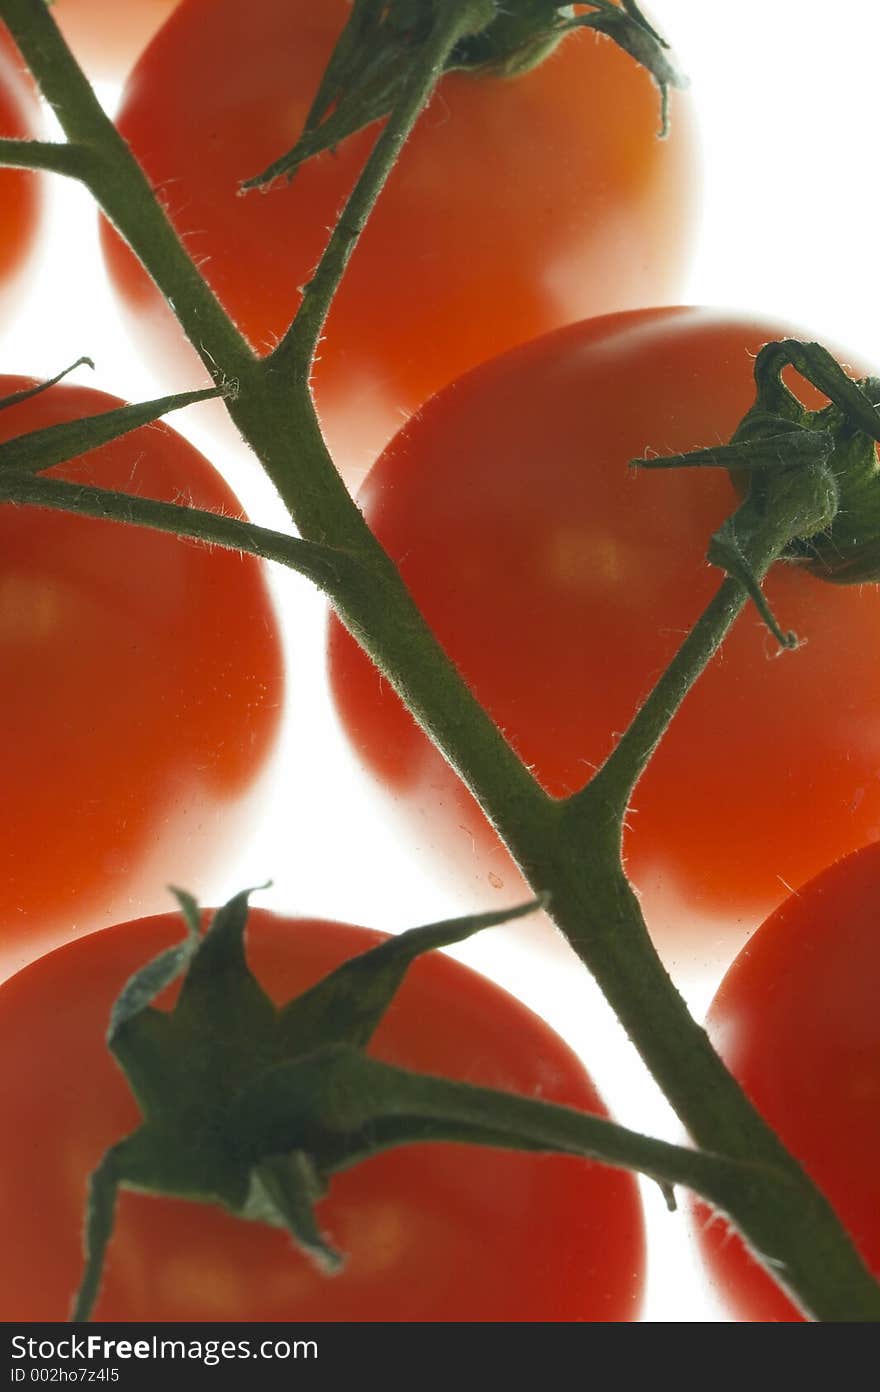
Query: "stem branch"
0 136 88 177
0 472 360 593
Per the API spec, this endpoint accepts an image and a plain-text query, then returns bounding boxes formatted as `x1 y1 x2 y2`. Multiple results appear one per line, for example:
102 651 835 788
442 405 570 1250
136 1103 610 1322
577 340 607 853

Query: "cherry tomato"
0 376 284 979
51 1 178 78
0 909 646 1321
0 30 42 306
102 0 696 480
693 842 880 1320
328 307 880 957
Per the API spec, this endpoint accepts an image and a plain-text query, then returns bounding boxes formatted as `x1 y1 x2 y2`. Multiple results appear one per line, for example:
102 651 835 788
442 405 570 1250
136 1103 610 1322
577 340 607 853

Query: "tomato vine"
0 0 878 1321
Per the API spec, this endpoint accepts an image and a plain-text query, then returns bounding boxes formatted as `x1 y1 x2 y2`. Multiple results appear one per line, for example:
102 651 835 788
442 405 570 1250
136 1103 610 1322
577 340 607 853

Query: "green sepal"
243 1154 342 1275
0 357 94 414
74 889 544 1320
747 348 880 584
276 896 545 1054
242 0 683 191
783 393 880 583
707 515 800 650
636 418 835 476
564 1 685 135
632 338 880 633
0 385 225 477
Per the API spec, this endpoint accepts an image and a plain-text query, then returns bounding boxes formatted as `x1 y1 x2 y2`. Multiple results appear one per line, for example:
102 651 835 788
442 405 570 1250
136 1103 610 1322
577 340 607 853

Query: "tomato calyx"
638 337 880 645
458 0 681 96
73 889 748 1322
781 384 880 584
241 0 682 192
74 888 564 1320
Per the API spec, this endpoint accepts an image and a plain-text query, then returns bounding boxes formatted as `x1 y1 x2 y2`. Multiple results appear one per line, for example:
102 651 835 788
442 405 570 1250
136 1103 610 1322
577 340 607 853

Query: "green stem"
574 465 833 822
0 0 254 388
13 417 878 1320
0 472 360 592
222 0 552 835
1 0 876 1323
0 136 88 177
513 838 880 1320
314 1051 772 1211
497 464 879 1320
576 566 762 823
272 0 498 384
226 383 553 846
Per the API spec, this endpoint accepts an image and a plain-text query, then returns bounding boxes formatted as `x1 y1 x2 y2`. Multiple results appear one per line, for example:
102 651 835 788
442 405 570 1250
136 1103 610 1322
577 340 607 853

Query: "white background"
3 0 878 1322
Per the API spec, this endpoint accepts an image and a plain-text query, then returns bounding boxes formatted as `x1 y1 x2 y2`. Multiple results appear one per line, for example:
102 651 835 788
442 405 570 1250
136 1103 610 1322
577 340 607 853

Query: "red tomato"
328 307 880 957
51 1 178 78
0 909 645 1321
102 0 696 480
0 30 42 306
693 842 880 1320
0 376 283 979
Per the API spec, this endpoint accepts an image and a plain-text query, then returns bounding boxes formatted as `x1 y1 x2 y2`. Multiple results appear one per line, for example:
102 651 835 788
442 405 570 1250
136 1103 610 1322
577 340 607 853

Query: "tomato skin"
327 307 880 955
0 31 42 306
0 910 645 1321
102 0 696 480
0 377 284 979
694 843 880 1321
51 1 178 77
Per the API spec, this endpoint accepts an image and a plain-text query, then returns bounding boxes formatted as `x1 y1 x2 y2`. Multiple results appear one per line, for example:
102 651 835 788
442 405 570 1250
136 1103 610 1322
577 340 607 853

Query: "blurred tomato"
328 307 880 960
0 375 284 978
102 0 696 480
695 843 880 1319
